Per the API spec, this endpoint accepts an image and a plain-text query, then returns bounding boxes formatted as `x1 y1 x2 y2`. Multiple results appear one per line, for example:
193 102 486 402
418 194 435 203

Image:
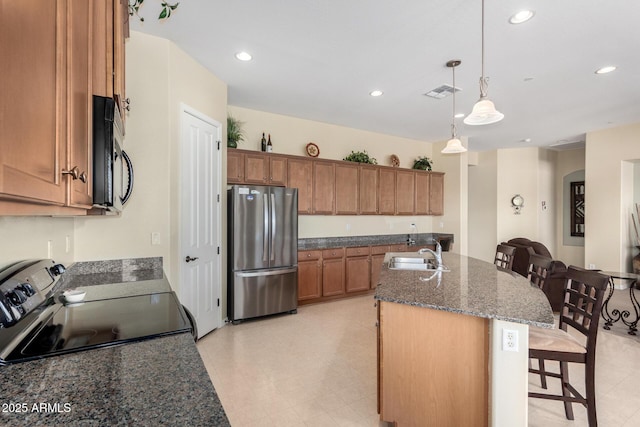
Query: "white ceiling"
131 0 640 152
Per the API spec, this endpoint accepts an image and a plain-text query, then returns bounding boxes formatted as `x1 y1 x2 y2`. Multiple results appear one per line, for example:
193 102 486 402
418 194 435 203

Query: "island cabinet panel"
0 0 67 206
370 245 390 289
268 155 287 186
297 250 322 301
395 170 415 215
414 172 430 215
313 161 335 214
287 158 313 214
321 248 345 296
226 150 245 183
379 301 489 427
334 164 359 215
429 172 445 215
378 169 396 215
359 166 378 214
345 246 371 293
244 152 269 184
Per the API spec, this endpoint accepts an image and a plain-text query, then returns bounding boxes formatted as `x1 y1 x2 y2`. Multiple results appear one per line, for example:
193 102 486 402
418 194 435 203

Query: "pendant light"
464 0 504 126
441 60 467 154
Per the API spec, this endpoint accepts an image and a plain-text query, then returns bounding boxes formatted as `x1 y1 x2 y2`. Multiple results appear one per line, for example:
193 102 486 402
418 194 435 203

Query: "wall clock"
511 194 524 214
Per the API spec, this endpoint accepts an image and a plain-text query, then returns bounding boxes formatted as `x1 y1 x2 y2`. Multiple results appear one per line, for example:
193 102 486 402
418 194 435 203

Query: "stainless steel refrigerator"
227 185 298 323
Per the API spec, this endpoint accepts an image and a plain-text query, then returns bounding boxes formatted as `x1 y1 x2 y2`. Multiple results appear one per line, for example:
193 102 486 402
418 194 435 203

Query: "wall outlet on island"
502 329 519 352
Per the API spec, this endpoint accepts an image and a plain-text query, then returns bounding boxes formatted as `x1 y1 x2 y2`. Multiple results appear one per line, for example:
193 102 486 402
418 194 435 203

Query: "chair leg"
538 358 547 389
585 360 598 427
560 361 574 420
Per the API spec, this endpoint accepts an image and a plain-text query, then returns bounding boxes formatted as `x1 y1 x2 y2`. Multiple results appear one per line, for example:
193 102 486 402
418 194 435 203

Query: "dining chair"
528 266 609 427
528 253 553 290
494 244 516 270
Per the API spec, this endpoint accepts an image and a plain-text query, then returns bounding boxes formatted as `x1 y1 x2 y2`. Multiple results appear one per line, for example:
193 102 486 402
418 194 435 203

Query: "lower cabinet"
370 245 390 290
346 246 371 293
297 250 322 301
322 248 345 296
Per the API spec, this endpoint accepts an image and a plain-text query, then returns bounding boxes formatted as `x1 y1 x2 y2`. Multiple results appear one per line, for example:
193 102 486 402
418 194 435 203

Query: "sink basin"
389 257 439 271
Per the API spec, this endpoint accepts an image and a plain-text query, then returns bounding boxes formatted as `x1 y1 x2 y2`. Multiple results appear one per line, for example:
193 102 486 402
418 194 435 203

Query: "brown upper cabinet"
0 0 126 215
225 149 444 216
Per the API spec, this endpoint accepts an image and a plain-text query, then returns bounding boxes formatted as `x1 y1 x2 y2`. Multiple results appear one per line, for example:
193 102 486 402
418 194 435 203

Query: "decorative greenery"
129 0 180 22
343 150 377 164
412 156 433 171
227 115 245 148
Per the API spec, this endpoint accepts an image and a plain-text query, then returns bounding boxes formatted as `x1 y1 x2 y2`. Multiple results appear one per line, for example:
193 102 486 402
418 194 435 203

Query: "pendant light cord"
479 0 489 99
451 65 457 138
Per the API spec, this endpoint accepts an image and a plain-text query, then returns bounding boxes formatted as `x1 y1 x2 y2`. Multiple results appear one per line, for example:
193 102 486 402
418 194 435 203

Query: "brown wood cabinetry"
226 150 245 183
313 161 335 214
1 0 128 215
287 158 313 214
370 245 391 289
322 248 345 296
359 166 378 214
297 250 322 301
335 164 359 215
345 246 371 293
378 168 396 215
224 149 444 217
395 170 415 215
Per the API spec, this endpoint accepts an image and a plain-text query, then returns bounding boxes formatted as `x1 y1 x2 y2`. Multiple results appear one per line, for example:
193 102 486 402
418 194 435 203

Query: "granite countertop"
298 232 454 250
0 257 230 426
375 252 554 328
0 334 229 426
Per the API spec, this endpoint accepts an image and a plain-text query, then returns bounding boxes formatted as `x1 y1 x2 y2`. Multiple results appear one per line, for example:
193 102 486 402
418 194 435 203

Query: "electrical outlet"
502 329 519 352
151 232 161 245
588 263 596 269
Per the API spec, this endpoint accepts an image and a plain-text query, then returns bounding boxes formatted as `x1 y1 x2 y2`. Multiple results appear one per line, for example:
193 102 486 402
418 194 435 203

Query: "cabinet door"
335 163 358 215
226 151 244 183
67 0 94 208
395 170 415 215
269 155 287 186
322 248 344 297
415 172 430 215
429 173 445 215
244 152 268 184
378 168 396 215
298 251 322 301
287 158 313 214
359 166 378 214
113 0 128 122
346 247 371 293
313 161 335 214
370 245 390 290
0 0 67 205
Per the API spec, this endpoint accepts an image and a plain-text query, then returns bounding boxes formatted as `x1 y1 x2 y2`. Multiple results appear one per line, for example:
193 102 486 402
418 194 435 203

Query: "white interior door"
180 106 222 339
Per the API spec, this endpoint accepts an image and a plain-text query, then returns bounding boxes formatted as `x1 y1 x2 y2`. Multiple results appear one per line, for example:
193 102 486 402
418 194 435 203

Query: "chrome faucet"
418 241 443 269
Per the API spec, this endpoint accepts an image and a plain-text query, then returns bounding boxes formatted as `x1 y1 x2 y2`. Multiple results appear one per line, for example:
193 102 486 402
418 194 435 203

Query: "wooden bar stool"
494 244 516 270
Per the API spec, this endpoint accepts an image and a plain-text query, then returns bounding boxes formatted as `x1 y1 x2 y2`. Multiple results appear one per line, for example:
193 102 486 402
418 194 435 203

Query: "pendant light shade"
464 0 503 126
441 60 467 154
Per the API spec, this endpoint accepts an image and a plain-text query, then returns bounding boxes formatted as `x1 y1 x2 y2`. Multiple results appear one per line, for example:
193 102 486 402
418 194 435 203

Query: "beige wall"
75 32 228 294
468 151 498 263
555 148 585 267
227 106 463 243
585 123 640 271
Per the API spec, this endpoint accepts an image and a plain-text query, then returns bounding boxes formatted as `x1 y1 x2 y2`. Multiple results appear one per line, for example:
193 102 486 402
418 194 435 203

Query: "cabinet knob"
79 171 87 183
307 253 311 257
124 98 131 111
62 166 80 180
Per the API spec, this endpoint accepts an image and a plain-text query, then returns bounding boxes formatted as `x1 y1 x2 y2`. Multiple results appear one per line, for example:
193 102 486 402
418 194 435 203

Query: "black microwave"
92 95 133 212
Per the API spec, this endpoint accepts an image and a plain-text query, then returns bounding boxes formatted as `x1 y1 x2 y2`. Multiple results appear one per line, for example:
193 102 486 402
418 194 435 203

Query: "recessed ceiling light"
235 51 252 61
454 113 465 118
595 66 616 74
521 138 532 143
509 10 535 24
369 90 384 97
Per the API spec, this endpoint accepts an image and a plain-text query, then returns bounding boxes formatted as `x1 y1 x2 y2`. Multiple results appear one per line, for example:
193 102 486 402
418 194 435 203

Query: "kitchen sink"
388 256 448 271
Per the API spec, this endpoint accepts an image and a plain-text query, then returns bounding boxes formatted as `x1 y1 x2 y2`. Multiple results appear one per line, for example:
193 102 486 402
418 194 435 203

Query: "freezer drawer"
229 268 298 322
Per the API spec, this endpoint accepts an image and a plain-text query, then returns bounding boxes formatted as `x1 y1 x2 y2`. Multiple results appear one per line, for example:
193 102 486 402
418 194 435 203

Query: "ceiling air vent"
424 84 460 99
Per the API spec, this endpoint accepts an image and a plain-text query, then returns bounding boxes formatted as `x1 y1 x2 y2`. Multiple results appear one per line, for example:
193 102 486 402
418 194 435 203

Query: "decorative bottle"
261 133 267 152
267 134 273 152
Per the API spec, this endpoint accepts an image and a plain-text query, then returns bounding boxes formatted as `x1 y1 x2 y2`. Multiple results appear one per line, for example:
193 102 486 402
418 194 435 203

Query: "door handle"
185 256 199 263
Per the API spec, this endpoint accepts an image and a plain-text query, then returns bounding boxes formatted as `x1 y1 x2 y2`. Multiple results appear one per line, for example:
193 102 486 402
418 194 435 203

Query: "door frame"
178 103 223 332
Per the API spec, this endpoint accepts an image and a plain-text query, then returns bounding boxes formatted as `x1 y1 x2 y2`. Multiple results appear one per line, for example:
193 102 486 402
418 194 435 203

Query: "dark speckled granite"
375 252 554 328
298 233 454 250
0 334 229 426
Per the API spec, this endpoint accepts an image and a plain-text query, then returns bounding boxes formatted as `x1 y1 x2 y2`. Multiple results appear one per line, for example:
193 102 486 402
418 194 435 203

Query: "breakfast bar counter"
375 252 554 427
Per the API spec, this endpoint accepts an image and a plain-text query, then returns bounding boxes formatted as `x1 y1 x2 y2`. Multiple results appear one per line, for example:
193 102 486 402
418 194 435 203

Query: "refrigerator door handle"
263 193 269 262
235 267 297 278
271 193 276 262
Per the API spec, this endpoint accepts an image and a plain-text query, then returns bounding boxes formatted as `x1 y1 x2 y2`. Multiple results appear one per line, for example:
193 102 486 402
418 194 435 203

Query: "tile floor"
196 291 640 426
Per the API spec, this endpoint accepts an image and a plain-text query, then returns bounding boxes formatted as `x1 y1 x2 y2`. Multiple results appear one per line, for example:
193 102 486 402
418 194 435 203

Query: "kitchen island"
375 252 554 427
0 258 230 426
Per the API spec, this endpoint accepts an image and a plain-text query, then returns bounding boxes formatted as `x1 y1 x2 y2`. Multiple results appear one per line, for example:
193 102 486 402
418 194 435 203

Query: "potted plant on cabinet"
227 115 245 148
343 150 378 164
412 156 433 171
